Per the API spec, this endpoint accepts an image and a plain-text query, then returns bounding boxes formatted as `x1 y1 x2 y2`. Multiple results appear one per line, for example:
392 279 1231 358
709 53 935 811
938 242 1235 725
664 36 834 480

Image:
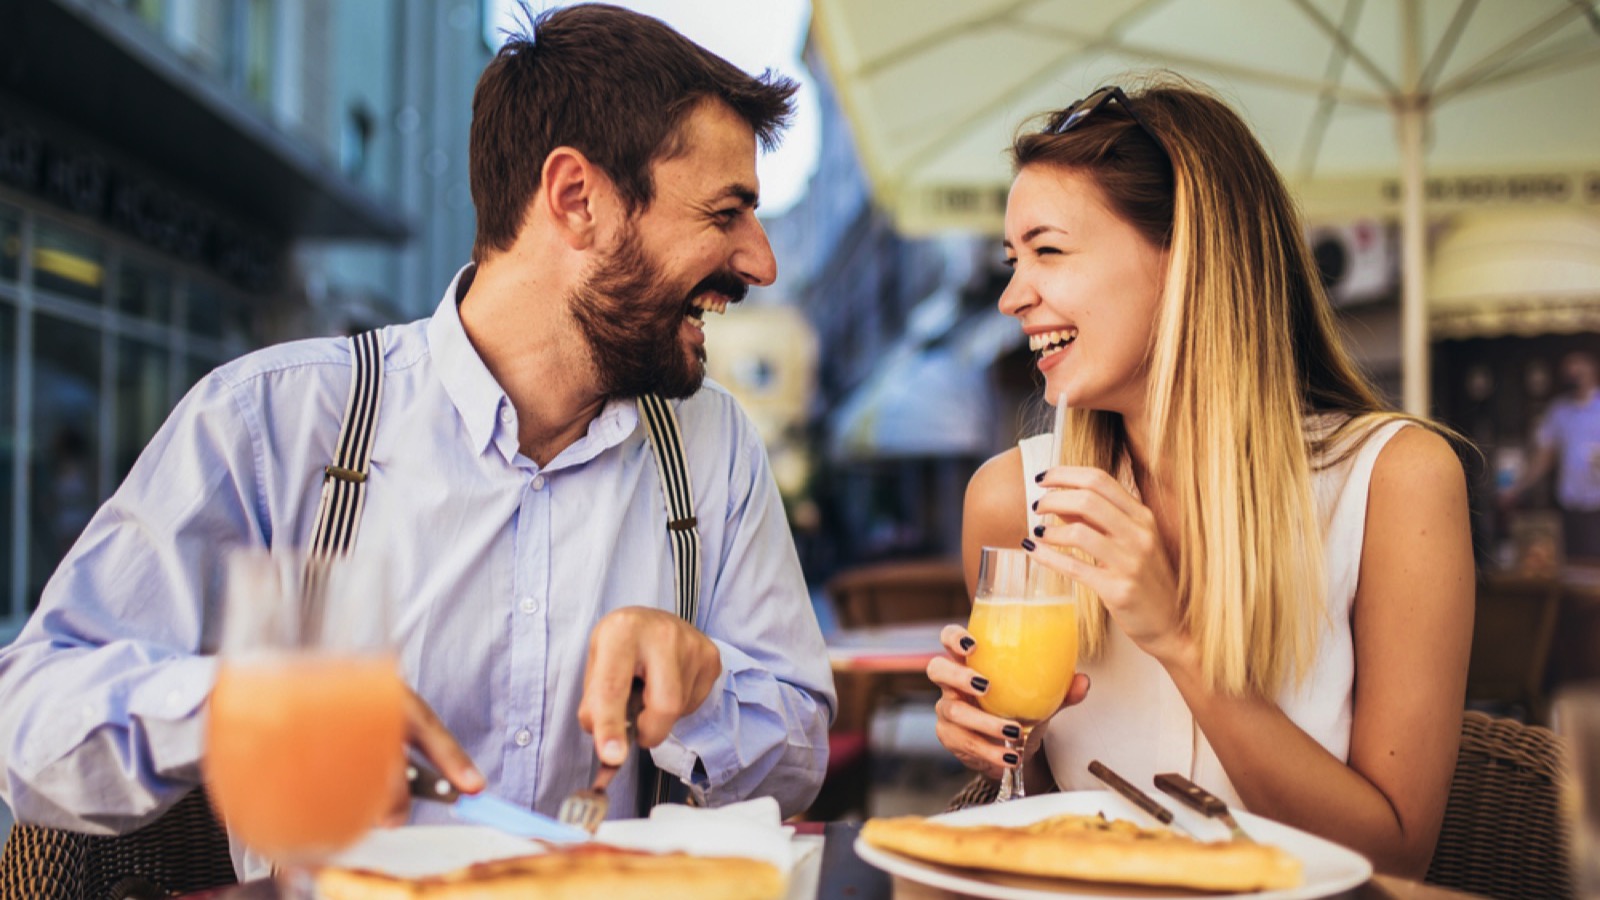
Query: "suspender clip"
324 465 368 483
667 516 698 532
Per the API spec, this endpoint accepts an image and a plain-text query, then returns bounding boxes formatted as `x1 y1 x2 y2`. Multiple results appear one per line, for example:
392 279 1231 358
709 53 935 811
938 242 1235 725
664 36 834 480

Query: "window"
28 314 102 611
115 337 170 481
118 258 174 323
0 303 14 620
0 206 19 284
33 222 104 305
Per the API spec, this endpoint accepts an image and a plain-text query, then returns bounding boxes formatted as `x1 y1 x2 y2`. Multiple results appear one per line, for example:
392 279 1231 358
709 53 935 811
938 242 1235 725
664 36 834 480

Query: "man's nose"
735 218 778 287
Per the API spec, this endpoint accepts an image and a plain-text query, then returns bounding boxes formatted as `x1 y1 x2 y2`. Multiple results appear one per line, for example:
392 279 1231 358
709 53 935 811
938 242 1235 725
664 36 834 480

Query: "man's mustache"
687 271 748 306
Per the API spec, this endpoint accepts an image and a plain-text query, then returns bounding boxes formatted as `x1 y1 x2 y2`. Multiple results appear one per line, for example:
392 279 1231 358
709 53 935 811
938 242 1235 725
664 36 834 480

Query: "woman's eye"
1002 257 1018 269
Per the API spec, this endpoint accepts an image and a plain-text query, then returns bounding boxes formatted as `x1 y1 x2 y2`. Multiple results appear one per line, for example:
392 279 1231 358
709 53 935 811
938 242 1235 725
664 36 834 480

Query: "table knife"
1086 760 1191 835
407 758 591 844
1153 772 1254 843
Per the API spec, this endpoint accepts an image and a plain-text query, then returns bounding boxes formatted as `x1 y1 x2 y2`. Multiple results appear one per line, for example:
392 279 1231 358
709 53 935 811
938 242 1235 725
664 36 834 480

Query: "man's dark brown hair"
469 2 798 262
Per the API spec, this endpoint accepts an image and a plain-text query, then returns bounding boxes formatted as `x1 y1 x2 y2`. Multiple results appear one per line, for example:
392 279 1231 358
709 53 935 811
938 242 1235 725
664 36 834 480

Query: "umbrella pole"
1397 0 1430 417
1398 98 1429 417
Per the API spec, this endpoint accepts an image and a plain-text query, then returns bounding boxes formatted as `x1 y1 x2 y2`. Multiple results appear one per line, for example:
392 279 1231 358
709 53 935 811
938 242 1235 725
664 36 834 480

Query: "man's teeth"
689 295 729 317
1028 329 1077 354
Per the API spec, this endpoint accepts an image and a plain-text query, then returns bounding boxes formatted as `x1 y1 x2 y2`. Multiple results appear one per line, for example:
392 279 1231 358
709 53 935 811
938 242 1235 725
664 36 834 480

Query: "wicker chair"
0 789 236 900
1425 710 1572 900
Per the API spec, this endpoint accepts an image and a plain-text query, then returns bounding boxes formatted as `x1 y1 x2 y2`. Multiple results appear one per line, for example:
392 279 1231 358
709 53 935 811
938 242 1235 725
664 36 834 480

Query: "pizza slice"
861 811 1303 892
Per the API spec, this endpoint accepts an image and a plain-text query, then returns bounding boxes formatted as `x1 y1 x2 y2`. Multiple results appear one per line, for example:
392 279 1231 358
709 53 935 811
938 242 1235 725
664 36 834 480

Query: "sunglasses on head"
1047 85 1165 154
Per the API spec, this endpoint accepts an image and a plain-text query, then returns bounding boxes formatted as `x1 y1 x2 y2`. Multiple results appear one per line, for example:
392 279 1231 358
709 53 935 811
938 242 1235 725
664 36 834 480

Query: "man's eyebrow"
713 184 760 209
1002 224 1066 249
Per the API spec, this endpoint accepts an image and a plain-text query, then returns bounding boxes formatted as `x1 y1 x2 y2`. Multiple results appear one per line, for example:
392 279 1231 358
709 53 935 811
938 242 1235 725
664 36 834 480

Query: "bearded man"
0 4 834 880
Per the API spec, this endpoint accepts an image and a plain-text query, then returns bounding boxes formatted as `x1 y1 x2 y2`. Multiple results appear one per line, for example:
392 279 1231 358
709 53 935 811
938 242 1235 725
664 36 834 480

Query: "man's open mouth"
686 293 730 322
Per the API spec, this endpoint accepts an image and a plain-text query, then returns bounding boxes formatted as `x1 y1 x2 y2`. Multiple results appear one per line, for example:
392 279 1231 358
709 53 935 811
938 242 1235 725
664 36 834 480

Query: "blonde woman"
927 79 1473 877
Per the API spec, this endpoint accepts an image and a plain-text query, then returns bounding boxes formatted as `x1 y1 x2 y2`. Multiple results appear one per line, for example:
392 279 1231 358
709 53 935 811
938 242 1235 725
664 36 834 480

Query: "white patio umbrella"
810 0 1600 414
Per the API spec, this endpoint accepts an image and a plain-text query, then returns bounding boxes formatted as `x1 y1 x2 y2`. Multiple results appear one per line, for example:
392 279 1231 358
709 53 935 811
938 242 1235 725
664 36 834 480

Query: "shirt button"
500 407 513 424
531 474 546 491
520 596 539 614
514 728 533 747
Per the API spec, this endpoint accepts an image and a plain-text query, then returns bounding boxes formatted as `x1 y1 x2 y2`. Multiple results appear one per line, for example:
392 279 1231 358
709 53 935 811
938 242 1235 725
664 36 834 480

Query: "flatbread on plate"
315 842 785 900
861 811 1302 893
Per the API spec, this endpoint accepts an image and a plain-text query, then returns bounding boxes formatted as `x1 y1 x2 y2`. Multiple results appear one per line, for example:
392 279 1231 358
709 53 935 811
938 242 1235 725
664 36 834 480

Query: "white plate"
854 790 1373 900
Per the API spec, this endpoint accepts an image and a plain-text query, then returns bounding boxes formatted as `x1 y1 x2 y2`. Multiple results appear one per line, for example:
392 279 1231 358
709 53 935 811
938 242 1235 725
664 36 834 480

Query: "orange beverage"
967 598 1078 723
206 654 406 863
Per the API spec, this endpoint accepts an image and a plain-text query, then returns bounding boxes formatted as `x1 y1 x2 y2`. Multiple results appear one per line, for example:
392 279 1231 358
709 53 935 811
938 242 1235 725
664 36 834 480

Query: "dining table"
182 820 1489 900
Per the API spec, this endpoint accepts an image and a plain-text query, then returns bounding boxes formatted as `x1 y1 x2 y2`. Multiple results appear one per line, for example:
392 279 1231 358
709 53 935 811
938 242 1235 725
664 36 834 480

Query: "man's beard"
568 223 746 399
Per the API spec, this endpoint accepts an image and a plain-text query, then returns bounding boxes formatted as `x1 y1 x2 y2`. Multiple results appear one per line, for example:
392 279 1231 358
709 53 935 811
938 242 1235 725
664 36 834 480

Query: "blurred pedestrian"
1500 349 1600 561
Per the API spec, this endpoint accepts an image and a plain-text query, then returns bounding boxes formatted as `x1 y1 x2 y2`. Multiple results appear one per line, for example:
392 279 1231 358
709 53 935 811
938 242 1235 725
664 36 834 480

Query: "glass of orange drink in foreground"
205 548 406 893
966 546 1078 802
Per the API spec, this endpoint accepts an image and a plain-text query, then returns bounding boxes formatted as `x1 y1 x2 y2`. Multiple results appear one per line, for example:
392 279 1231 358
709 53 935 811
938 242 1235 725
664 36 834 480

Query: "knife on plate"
1153 772 1254 843
1086 760 1191 836
407 758 591 844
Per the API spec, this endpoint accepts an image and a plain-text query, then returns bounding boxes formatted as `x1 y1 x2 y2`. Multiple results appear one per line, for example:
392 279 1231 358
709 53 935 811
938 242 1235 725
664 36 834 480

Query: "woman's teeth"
1029 328 1077 358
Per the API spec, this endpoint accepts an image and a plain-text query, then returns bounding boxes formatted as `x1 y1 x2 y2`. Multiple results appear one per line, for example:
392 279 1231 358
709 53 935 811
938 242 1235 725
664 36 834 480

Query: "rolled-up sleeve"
649 421 835 818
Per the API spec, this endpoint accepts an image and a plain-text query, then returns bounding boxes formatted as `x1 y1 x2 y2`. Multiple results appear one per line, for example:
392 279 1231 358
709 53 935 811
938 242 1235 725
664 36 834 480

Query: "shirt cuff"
652 637 758 799
128 654 219 781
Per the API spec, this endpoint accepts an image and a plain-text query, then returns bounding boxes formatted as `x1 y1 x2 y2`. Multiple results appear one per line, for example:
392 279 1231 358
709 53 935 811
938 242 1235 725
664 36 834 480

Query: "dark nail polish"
1003 752 1020 765
1032 524 1045 538
970 676 989 693
959 636 975 651
1030 498 1039 511
1021 538 1037 552
1033 471 1045 483
1003 724 1021 739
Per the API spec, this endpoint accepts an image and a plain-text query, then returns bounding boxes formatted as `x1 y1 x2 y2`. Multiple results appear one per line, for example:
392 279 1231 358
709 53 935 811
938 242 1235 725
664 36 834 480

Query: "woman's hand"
928 624 1089 779
1028 466 1191 665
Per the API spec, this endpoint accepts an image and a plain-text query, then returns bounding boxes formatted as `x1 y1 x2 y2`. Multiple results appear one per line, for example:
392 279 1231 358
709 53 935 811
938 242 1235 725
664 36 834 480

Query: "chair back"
0 789 236 900
1466 574 1562 723
1425 710 1573 899
825 557 969 628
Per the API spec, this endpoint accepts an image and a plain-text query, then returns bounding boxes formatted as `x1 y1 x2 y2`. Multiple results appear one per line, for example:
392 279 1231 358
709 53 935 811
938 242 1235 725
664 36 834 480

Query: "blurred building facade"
0 0 492 637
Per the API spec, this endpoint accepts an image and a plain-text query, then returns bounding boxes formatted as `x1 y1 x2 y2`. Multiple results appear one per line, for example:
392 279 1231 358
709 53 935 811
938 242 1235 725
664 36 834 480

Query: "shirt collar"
426 264 645 465
428 264 507 456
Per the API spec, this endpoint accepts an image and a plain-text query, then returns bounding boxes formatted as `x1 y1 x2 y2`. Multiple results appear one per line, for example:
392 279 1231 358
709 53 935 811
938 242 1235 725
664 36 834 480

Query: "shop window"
184 281 252 348
28 314 102 611
0 206 19 284
32 222 104 305
115 337 170 482
118 258 174 324
0 303 14 621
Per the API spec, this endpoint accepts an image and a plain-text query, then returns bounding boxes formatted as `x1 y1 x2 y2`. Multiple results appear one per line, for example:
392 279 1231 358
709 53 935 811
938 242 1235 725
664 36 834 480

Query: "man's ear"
540 147 604 250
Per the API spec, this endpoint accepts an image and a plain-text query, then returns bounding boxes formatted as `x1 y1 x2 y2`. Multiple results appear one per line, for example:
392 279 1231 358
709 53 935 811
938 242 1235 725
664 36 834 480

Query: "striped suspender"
310 330 385 562
636 394 701 625
635 393 701 809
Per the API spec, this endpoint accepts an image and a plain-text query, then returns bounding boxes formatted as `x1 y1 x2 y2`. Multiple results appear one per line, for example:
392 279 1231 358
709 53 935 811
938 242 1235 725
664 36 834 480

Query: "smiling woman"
926 77 1475 879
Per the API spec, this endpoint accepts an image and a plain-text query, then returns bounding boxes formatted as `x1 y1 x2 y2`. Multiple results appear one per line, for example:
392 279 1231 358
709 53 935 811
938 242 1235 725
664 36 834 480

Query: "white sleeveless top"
1024 416 1410 809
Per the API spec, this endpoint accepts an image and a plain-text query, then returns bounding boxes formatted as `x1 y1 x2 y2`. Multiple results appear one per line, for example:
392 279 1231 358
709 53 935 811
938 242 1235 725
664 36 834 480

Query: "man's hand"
577 607 722 767
383 686 484 825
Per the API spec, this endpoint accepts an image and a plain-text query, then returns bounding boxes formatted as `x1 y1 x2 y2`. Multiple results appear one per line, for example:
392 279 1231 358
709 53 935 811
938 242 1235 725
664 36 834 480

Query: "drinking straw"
1049 388 1068 471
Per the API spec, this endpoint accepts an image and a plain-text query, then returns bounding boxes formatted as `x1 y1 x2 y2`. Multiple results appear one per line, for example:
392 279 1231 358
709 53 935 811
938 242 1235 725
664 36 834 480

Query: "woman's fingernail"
600 740 626 765
1032 524 1045 538
1003 752 1020 765
1021 538 1037 552
1003 724 1021 739
1033 471 1045 483
971 676 989 693
1030 499 1039 511
959 636 975 651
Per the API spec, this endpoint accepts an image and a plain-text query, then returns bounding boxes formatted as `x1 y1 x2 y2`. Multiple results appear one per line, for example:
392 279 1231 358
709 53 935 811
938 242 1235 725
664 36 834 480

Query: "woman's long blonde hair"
1013 76 1409 697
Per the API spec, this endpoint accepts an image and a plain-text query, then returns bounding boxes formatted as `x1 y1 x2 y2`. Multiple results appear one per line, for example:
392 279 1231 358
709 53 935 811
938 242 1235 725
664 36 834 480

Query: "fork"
557 678 645 833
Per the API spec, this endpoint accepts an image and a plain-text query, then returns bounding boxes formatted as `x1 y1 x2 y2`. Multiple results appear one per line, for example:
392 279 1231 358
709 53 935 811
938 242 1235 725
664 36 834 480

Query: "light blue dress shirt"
0 267 835 862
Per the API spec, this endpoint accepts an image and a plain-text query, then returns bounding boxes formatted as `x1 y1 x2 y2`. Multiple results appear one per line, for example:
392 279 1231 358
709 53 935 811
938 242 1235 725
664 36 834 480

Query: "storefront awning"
1431 209 1600 339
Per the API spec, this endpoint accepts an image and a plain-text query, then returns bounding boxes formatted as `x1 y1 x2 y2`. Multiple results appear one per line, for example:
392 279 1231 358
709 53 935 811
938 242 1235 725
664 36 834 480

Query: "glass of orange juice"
966 546 1078 802
205 548 406 893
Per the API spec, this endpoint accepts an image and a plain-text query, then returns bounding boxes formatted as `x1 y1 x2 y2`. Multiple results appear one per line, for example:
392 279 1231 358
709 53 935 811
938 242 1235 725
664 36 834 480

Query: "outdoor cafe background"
0 0 1598 831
